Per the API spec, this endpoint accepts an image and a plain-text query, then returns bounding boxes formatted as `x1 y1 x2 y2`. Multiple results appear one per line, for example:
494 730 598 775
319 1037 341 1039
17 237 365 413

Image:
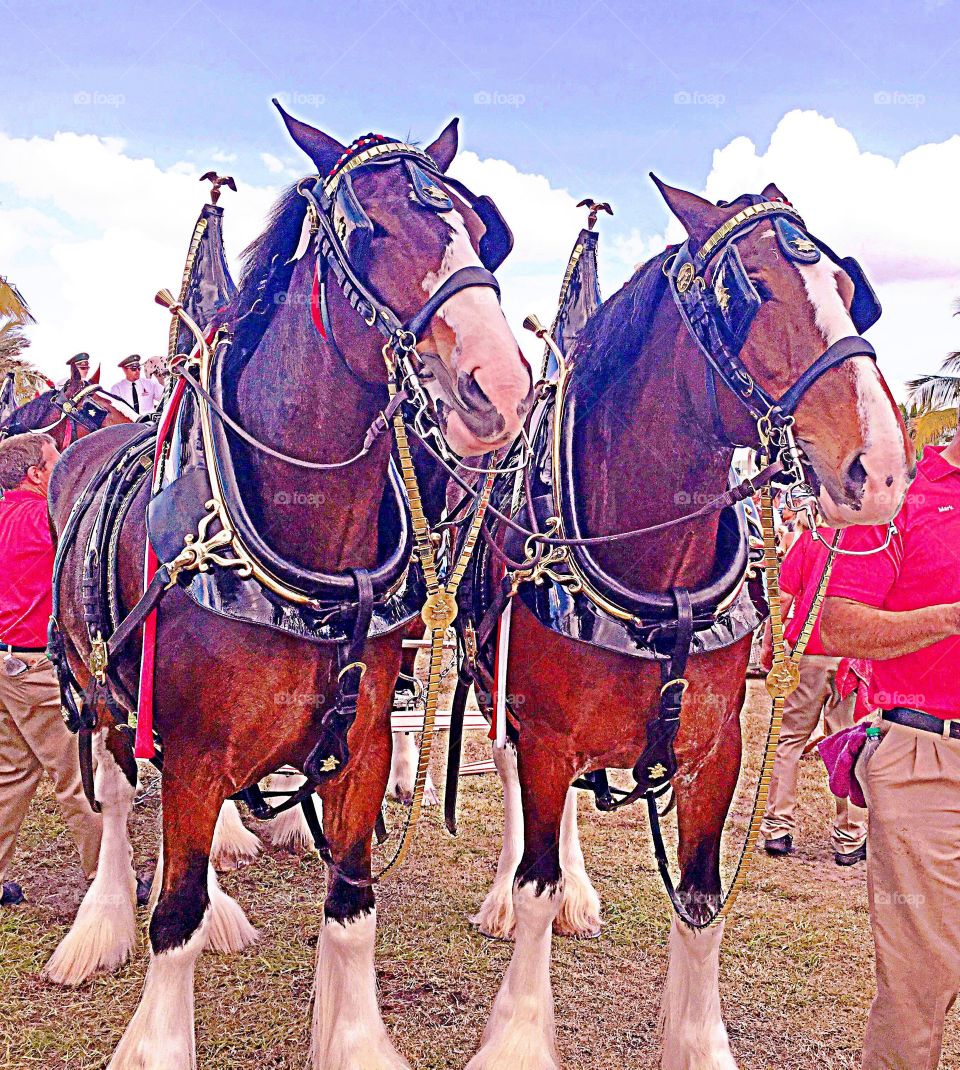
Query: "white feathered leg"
107 915 208 1070
311 910 411 1070
205 863 258 954
43 731 137 986
659 917 737 1070
470 742 523 938
387 730 438 805
466 881 563 1070
263 773 315 852
554 788 602 938
209 799 262 871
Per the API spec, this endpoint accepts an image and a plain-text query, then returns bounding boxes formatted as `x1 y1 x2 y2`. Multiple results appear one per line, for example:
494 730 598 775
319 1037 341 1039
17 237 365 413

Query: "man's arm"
820 596 960 660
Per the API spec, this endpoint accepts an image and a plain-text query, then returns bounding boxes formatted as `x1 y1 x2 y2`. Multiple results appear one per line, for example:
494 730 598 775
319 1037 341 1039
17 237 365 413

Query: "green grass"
1 682 957 1068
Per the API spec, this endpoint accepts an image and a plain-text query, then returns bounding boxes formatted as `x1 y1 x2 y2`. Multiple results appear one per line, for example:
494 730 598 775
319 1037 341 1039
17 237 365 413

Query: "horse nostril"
457 371 493 412
844 452 868 497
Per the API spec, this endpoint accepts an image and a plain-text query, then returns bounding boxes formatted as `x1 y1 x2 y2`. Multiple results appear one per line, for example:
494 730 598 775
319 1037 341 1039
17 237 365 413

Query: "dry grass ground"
1 680 957 1069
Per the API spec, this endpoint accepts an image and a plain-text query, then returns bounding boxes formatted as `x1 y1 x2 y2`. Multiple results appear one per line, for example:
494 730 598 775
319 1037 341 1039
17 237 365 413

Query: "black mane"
571 249 671 407
214 182 309 332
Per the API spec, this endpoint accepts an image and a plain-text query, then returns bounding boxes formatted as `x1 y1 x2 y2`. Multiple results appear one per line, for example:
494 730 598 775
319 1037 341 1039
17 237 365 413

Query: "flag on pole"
544 226 602 379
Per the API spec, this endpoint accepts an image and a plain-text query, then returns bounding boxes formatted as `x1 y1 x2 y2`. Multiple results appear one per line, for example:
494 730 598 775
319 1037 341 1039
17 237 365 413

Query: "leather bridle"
294 137 514 453
667 197 879 451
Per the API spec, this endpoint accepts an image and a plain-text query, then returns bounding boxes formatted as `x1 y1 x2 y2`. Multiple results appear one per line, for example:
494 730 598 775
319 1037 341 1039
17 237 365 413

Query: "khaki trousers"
760 653 868 853
0 653 101 881
860 723 960 1070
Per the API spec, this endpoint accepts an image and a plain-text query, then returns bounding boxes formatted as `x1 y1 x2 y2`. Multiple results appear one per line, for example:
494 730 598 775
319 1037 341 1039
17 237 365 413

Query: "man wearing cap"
0 433 102 906
109 355 162 414
821 427 960 1070
55 353 92 388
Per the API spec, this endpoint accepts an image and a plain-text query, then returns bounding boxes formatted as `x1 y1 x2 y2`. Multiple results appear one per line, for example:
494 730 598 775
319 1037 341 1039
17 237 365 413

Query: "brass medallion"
648 762 667 780
318 755 340 773
765 659 800 699
676 262 696 294
421 589 458 630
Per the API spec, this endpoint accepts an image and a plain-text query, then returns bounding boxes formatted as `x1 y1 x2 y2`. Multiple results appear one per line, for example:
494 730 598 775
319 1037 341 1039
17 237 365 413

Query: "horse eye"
752 277 773 301
371 221 390 240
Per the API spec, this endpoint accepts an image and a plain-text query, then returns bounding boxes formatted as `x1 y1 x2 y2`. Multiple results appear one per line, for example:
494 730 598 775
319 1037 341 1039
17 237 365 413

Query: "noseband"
667 197 881 449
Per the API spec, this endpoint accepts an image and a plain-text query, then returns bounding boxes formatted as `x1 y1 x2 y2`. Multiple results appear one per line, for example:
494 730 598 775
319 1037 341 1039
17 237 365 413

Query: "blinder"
774 217 882 334
332 172 374 260
711 242 760 353
443 177 514 271
54 390 109 433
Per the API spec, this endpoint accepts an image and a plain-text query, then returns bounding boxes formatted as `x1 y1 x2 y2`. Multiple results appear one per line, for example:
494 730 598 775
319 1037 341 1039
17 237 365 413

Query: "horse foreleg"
467 751 568 1070
312 746 410 1070
209 799 262 871
659 702 742 1070
470 742 524 939
554 787 602 938
107 768 232 1070
44 727 137 986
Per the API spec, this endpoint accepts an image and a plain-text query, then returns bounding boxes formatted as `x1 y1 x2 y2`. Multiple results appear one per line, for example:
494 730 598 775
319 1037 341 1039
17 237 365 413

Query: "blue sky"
5 0 960 230
2 1 960 389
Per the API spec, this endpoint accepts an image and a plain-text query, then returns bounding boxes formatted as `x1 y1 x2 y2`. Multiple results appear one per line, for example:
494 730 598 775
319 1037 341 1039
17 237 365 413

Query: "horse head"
276 106 533 457
655 179 913 526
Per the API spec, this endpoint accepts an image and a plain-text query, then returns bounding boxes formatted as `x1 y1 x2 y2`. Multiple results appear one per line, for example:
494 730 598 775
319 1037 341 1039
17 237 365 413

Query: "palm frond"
0 278 33 325
0 324 33 369
909 407 958 450
907 373 960 412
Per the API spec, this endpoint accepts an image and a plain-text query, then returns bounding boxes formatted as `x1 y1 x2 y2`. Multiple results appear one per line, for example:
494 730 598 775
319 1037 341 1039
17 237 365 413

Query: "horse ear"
272 99 346 174
90 365 101 385
649 174 724 246
425 118 459 173
761 182 789 202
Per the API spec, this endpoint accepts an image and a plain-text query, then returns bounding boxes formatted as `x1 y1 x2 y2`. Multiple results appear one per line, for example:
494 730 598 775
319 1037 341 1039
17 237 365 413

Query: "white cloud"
2 114 957 396
260 151 286 175
0 131 276 382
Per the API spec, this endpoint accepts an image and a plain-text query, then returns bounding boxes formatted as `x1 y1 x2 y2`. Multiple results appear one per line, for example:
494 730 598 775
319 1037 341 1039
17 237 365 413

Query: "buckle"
943 719 957 740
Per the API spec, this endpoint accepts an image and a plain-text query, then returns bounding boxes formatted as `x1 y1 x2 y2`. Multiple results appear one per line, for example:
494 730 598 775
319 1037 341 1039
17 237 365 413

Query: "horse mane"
0 388 55 435
214 182 309 331
570 248 671 408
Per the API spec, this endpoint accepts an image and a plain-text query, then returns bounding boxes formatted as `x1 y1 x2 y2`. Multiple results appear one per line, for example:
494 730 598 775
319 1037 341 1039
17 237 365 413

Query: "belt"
1 644 46 655
884 707 960 741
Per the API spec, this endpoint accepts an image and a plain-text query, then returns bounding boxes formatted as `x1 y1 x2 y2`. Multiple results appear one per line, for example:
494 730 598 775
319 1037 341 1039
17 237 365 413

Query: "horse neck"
232 261 390 574
572 307 734 593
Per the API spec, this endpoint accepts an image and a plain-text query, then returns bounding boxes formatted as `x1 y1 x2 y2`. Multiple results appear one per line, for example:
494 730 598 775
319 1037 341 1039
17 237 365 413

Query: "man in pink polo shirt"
0 433 102 906
821 433 960 1070
760 512 868 864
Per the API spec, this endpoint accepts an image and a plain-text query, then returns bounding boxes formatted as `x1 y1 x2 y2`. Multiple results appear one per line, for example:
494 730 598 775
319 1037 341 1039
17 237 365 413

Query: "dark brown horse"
46 111 531 1068
462 181 913 1070
0 371 135 449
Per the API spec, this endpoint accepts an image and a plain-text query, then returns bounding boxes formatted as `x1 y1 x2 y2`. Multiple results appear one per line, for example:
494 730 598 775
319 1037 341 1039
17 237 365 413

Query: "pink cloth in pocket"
817 720 869 809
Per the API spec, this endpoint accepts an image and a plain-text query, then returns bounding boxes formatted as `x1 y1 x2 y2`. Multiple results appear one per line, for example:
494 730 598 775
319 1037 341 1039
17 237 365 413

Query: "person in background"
760 508 868 865
821 424 960 1070
0 433 102 906
55 352 92 388
109 355 162 414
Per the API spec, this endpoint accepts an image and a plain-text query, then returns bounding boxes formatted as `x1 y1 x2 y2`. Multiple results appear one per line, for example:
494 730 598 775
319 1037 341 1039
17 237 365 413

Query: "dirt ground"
1 679 957 1070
